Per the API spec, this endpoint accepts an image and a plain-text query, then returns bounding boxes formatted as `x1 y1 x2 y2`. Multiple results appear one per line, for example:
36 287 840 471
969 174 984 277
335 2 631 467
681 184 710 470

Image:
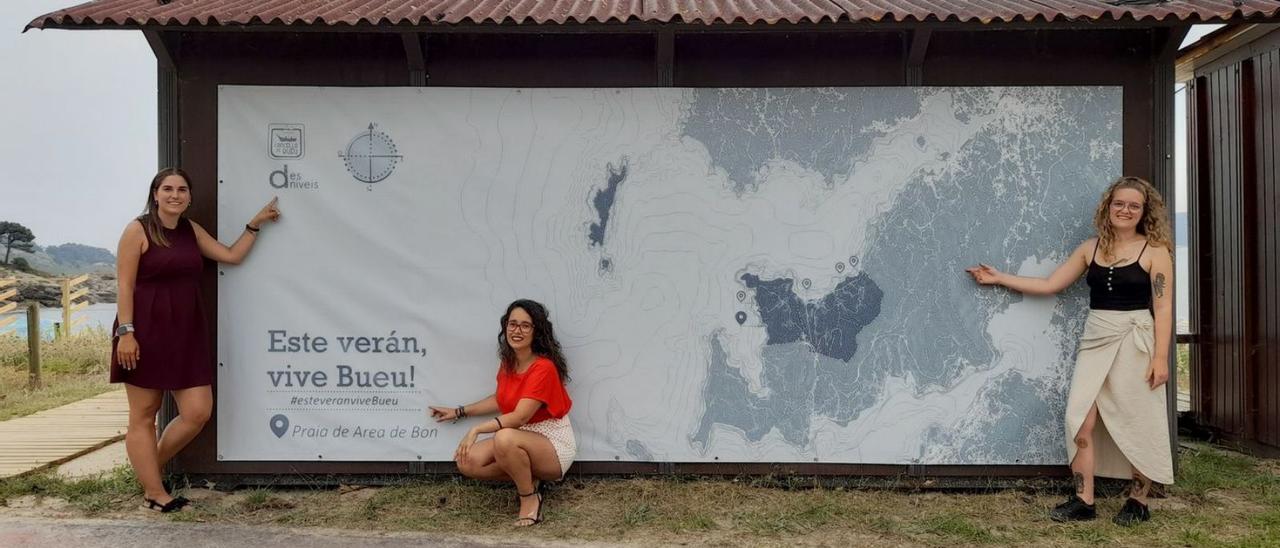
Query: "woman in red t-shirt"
429 299 575 526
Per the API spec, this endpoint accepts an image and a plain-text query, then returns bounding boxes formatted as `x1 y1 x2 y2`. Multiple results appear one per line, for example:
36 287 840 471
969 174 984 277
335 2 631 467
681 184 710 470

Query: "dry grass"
0 329 115 420
1176 343 1191 397
2 442 1277 547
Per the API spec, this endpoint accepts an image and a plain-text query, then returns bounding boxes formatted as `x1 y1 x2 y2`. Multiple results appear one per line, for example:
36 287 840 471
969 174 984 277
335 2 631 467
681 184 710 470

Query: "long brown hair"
497 299 571 384
137 167 191 248
1092 176 1173 259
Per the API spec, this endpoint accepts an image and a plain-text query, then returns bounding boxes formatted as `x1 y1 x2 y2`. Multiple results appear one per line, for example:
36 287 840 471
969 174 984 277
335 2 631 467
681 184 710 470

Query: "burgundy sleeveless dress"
110 218 212 389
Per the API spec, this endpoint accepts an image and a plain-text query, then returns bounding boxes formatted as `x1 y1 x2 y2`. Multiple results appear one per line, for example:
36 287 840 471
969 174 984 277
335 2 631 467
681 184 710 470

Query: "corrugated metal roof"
26 0 1280 30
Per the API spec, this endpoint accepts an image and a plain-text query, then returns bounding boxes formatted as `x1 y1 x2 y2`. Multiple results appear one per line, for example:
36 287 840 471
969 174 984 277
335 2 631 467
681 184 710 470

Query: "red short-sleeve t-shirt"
495 357 571 424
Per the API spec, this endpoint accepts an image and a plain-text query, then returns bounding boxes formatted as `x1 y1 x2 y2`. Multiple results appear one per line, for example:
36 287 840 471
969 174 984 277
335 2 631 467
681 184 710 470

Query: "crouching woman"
429 299 575 526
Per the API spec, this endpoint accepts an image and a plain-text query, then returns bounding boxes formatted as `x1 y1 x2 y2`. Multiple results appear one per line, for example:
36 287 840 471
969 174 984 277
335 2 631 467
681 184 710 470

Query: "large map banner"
217 86 1121 462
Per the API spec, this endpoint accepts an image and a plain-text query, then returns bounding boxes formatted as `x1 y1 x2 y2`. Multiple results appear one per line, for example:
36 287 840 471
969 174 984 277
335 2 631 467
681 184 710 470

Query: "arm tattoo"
1153 273 1166 299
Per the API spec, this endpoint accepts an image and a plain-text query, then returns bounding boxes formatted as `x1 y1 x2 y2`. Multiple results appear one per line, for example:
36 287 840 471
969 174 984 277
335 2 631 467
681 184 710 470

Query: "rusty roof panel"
26 0 1280 29
646 0 846 24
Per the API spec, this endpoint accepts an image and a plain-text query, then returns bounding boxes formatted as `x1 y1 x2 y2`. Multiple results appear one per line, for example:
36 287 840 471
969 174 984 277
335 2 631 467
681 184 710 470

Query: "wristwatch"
116 323 135 337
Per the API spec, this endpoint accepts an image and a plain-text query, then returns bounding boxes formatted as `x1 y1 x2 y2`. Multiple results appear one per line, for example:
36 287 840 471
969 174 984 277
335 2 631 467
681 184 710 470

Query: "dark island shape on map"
588 158 629 248
692 272 884 447
739 273 882 363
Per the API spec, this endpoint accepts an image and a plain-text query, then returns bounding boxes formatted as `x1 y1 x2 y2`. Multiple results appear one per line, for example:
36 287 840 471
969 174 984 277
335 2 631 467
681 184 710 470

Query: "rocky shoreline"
2 269 117 307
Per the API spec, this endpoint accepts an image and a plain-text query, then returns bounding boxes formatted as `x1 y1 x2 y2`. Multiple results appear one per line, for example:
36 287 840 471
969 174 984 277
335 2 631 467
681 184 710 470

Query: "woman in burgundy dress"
113 168 280 512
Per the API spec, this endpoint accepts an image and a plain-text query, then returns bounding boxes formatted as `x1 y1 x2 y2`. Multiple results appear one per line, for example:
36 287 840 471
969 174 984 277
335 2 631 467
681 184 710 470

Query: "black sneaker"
1112 498 1151 526
1049 495 1097 522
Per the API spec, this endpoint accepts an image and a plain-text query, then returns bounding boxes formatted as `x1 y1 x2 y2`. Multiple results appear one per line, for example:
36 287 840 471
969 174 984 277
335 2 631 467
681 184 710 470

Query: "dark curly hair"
497 299 570 384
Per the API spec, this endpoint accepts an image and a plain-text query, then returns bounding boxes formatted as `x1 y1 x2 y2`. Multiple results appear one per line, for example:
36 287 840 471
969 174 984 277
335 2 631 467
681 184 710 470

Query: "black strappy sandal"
514 489 544 526
143 496 189 513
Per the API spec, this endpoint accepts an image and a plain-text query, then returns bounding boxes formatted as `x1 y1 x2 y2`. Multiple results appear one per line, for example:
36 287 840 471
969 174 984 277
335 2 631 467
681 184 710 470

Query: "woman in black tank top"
966 176 1175 526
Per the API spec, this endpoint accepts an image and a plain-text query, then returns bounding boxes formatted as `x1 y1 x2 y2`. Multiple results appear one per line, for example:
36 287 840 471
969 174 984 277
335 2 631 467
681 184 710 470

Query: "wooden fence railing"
59 274 89 339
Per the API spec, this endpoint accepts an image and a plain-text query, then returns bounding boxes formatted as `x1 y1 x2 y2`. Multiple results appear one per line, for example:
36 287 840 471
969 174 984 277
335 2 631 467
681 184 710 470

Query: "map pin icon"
849 255 859 268
270 414 289 439
736 290 746 302
735 311 747 325
802 278 812 289
835 262 845 273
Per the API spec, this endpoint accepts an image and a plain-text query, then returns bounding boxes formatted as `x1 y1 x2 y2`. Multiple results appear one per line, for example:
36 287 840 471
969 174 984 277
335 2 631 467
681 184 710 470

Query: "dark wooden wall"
158 27 1170 480
1260 40 1280 451
1189 27 1280 453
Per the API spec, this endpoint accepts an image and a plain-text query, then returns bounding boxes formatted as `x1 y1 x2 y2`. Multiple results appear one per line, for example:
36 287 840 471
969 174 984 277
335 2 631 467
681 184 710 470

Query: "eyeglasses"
1110 201 1143 213
506 321 534 333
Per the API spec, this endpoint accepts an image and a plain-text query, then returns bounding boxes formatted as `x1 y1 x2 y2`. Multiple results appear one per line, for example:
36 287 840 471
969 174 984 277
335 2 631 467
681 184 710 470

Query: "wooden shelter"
28 0 1280 482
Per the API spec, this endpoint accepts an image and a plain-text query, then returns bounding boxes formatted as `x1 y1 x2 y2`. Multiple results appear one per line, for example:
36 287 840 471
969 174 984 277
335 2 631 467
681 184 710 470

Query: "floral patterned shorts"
519 416 576 478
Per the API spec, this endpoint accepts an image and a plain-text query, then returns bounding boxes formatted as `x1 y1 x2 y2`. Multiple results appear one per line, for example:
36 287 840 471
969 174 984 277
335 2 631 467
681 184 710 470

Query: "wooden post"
59 278 69 340
26 302 40 389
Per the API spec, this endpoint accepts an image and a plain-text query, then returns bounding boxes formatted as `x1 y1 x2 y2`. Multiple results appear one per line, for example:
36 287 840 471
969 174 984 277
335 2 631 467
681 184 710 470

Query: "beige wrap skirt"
1065 309 1174 484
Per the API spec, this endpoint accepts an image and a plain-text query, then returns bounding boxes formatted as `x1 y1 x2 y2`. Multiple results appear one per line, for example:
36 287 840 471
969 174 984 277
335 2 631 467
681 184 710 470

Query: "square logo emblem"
269 124 304 159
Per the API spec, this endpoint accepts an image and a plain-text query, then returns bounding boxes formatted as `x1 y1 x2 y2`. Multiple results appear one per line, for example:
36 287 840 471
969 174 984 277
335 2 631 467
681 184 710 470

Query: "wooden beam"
1175 24 1271 82
144 29 180 168
1192 75 1215 417
655 29 674 86
1151 24 1189 472
908 28 932 65
905 29 931 85
401 32 426 86
143 30 174 70
1240 57 1260 440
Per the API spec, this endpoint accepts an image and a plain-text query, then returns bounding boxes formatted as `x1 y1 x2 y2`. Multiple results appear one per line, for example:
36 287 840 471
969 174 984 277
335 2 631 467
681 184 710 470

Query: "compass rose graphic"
339 123 402 189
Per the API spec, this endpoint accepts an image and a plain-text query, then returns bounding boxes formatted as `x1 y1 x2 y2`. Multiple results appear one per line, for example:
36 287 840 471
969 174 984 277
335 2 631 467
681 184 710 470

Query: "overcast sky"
0 3 1213 254
1 0 155 252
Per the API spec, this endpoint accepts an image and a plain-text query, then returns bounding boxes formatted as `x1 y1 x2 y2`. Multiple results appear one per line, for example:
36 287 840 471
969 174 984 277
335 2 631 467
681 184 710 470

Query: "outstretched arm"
191 198 280 265
429 394 498 422
966 239 1093 296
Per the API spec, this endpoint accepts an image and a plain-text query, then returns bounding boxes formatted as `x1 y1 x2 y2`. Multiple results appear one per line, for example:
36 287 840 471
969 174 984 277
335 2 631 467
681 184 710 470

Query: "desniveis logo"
269 164 320 190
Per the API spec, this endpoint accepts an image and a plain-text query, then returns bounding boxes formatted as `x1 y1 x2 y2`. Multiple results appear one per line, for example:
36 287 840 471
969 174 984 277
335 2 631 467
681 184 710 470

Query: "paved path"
0 390 128 478
0 516 544 548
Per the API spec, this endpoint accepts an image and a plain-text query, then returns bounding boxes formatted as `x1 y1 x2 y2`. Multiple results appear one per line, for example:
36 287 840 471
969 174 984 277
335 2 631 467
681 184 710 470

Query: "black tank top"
1086 241 1151 311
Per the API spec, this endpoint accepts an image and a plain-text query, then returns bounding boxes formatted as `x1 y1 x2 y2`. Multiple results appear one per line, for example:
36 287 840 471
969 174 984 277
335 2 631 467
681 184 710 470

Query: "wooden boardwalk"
0 390 129 478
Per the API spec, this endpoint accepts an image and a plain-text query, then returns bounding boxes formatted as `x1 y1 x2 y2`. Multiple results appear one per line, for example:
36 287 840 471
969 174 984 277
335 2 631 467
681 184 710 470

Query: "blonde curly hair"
1092 176 1173 259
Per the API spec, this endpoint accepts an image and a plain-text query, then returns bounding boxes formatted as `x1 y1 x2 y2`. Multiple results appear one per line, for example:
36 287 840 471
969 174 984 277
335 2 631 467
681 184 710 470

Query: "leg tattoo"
1075 436 1089 449
1074 472 1085 494
1130 473 1152 498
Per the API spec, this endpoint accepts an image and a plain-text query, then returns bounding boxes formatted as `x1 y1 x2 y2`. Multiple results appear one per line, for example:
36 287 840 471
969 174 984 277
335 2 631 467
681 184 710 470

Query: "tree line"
0 221 116 273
